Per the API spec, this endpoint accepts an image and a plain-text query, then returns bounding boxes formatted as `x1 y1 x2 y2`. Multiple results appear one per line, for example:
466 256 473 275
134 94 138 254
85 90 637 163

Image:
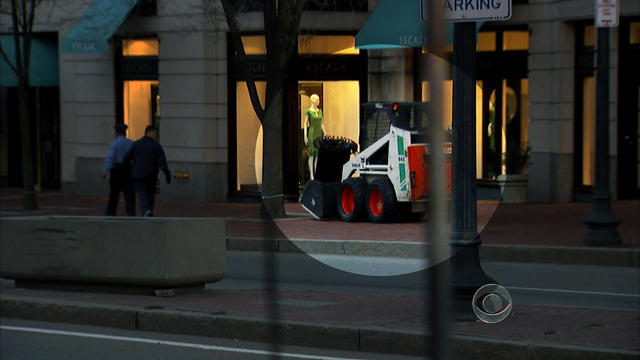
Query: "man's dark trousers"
106 164 135 216
134 178 157 216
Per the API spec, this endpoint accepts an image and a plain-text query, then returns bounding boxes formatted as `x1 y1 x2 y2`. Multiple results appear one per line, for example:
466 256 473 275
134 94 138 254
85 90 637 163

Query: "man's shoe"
143 210 154 217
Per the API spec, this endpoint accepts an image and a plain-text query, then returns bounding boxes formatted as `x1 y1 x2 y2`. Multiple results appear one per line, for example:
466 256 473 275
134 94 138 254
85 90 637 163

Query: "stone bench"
0 216 225 295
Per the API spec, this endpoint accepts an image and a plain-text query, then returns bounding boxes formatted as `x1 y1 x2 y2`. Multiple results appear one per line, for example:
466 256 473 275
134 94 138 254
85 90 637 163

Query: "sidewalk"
1 188 638 266
1 188 639 358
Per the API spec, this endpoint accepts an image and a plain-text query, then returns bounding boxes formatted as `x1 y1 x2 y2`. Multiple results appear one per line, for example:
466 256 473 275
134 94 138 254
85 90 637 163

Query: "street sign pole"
584 1 622 245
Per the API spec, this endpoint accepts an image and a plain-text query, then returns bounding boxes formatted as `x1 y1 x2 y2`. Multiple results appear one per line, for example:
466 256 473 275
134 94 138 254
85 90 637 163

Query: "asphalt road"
216 251 640 311
0 319 425 360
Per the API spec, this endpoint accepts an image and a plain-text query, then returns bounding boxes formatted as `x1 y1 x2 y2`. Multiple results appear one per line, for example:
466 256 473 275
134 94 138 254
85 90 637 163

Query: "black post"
584 27 622 246
450 21 494 320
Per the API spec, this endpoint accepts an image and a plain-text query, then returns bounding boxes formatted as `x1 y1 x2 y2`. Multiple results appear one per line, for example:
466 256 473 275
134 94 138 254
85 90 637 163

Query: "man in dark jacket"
126 125 171 216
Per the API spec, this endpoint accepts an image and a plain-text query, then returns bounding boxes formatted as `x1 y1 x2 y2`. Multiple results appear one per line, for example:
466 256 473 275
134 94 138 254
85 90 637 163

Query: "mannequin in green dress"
303 94 326 180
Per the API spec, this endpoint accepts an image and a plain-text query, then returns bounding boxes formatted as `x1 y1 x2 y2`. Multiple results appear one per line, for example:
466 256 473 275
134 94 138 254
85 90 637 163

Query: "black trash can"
314 136 358 183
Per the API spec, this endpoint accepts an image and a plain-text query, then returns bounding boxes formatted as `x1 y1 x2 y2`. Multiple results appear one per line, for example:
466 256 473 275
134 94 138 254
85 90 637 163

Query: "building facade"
1 0 639 203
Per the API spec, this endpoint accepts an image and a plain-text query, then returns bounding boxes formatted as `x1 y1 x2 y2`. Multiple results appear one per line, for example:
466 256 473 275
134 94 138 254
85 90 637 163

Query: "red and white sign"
596 0 619 27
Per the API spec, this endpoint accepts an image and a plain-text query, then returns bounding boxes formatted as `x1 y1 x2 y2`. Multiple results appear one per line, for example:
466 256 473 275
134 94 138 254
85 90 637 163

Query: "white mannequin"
303 94 326 180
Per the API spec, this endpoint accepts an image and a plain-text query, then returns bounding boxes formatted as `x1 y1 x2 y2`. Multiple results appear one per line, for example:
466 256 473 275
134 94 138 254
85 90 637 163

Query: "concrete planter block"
497 174 528 203
0 216 225 289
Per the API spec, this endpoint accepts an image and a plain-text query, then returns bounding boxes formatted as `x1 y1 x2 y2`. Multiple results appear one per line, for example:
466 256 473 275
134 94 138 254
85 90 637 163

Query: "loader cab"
360 102 447 149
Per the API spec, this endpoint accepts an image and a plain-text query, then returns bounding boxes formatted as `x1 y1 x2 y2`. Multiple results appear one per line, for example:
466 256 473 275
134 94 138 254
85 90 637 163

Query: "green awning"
61 0 139 53
356 0 448 49
1 35 59 87
356 0 485 49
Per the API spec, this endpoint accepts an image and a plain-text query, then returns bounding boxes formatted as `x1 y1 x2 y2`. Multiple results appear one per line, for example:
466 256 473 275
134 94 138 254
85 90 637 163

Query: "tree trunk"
260 90 286 219
18 78 37 210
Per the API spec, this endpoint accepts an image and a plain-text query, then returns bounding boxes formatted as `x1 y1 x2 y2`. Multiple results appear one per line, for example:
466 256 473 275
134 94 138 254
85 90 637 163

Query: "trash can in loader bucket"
300 136 358 219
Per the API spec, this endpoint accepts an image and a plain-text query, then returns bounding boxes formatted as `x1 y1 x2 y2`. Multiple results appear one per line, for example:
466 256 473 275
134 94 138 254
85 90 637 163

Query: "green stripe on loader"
397 135 407 191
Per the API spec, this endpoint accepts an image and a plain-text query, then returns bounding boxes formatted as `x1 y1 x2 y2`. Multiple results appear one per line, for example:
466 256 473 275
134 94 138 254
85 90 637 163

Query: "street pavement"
1 188 639 359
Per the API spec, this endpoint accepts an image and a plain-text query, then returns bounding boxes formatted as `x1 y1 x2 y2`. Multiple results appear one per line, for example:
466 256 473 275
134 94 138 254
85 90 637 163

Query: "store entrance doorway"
123 81 159 141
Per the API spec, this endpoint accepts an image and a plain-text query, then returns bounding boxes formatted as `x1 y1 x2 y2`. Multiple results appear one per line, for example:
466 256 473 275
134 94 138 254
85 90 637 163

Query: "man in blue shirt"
103 123 135 216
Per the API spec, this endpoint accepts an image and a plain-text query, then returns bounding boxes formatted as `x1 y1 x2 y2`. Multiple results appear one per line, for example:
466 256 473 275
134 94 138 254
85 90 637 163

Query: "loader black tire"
367 177 398 223
338 177 368 222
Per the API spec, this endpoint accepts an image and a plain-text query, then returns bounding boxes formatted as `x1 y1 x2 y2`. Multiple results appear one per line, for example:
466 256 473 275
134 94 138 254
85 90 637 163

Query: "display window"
298 81 360 184
229 32 366 199
420 28 529 180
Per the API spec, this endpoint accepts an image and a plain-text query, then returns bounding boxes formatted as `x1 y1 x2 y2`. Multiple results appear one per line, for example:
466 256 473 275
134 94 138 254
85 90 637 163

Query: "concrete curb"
227 237 640 267
2 296 638 360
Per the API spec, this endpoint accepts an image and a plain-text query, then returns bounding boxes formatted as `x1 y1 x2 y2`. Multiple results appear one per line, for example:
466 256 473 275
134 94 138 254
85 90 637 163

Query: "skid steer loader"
301 102 451 223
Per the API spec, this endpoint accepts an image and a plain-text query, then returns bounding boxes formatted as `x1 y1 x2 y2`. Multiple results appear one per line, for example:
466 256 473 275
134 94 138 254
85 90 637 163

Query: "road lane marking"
0 325 363 360
507 287 640 298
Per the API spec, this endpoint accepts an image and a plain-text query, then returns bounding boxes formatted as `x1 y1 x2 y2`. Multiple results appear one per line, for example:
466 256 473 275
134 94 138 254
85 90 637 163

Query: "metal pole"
450 21 493 320
426 0 451 357
584 27 622 246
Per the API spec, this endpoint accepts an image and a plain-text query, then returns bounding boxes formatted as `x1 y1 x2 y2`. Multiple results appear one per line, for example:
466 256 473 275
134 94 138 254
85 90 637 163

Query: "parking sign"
596 0 619 27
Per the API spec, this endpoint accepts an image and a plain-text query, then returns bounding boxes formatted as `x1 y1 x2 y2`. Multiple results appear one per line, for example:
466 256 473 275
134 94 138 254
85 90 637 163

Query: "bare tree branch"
220 0 265 121
11 0 25 81
23 0 36 73
0 42 18 74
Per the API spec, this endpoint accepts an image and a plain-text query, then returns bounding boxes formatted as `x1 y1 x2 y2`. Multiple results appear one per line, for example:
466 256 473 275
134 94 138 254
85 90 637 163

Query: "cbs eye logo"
472 284 513 323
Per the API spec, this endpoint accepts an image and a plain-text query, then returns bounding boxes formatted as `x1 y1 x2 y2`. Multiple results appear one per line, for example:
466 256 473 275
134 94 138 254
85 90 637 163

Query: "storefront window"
421 80 486 178
236 81 266 191
122 38 158 56
582 77 596 186
503 31 529 51
630 22 640 44
298 35 359 55
584 25 595 47
477 32 496 52
298 81 360 184
241 36 266 55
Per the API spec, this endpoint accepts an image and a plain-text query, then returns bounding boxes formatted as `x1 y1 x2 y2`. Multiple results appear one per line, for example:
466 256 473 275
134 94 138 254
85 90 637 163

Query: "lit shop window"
584 25 595 47
241 36 266 55
630 22 640 44
477 32 496 52
240 35 360 55
122 38 158 56
236 81 266 191
298 35 359 55
503 31 529 51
